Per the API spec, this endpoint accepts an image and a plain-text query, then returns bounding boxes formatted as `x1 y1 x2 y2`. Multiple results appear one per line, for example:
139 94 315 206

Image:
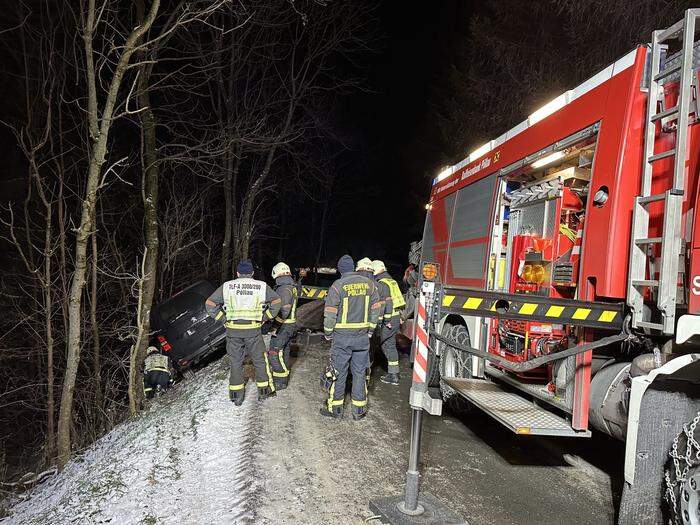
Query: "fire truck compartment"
443 377 590 437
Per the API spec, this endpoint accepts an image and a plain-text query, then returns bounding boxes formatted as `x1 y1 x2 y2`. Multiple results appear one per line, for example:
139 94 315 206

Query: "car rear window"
159 291 207 325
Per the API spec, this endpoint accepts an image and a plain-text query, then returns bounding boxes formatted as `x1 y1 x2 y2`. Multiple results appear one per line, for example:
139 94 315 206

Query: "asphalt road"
256 334 623 525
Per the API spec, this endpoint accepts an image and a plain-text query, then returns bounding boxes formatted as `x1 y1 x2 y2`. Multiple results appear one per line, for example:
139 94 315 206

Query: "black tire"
439 324 473 413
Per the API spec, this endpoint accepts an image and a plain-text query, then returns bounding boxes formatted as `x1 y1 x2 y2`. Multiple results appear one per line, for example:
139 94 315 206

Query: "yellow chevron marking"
463 297 483 309
572 308 591 320
490 301 497 311
302 287 316 298
598 310 617 322
518 303 537 315
442 295 455 307
318 289 328 299
545 305 565 317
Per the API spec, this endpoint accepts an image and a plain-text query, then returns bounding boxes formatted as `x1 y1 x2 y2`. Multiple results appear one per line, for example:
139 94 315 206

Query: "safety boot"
380 372 400 385
273 377 288 391
319 405 344 419
229 389 245 406
257 385 277 401
351 405 367 421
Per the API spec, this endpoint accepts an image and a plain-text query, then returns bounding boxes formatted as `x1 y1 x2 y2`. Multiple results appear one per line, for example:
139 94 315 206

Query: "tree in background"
429 0 696 165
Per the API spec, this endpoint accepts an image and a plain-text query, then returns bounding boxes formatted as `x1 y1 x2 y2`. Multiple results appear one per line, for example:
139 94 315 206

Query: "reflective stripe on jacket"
379 275 405 318
144 353 169 374
206 278 281 331
323 272 382 336
275 283 298 324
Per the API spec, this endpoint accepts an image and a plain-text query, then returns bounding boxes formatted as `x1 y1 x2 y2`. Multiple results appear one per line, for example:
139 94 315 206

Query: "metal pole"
399 407 425 515
397 271 438 516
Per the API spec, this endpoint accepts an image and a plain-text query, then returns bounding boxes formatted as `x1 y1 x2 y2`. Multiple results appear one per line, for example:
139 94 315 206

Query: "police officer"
206 259 281 405
372 260 406 385
321 254 382 420
143 346 171 399
268 262 299 390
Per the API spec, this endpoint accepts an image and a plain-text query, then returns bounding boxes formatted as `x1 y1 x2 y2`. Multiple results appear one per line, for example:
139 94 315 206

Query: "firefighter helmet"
147 345 159 355
272 262 291 279
356 257 374 272
371 259 386 275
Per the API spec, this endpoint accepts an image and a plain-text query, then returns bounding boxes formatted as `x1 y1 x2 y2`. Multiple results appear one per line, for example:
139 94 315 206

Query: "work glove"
386 322 393 329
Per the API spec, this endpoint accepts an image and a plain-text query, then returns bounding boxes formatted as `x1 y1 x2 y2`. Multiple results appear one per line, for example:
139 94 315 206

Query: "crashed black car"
150 280 225 370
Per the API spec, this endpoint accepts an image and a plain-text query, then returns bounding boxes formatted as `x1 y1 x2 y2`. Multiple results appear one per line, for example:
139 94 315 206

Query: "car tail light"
157 335 172 352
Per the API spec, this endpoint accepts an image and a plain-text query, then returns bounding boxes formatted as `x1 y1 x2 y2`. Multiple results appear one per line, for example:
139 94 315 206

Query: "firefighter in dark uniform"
206 259 281 405
372 259 406 385
143 346 171 399
268 262 298 390
321 254 382 420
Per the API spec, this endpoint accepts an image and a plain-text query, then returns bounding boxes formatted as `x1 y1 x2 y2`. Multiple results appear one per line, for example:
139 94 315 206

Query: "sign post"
369 263 466 524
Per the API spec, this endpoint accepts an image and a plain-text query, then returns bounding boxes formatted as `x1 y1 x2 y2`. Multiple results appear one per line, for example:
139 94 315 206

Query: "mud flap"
619 356 700 524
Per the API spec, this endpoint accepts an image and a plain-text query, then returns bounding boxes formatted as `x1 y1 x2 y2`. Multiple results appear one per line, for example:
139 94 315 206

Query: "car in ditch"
150 280 226 370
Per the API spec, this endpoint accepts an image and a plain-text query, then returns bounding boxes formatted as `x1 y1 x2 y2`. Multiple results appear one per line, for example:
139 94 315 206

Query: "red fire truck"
417 11 700 524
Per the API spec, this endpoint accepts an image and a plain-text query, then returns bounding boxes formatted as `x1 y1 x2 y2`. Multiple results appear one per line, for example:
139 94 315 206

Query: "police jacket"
274 275 298 325
375 271 406 324
206 277 281 336
323 272 382 337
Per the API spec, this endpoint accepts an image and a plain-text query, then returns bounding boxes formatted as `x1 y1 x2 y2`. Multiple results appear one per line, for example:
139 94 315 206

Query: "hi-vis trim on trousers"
300 286 328 299
440 289 624 330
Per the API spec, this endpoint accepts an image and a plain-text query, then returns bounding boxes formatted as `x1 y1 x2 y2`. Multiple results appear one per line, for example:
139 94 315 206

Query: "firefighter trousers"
144 370 170 399
269 322 297 382
226 330 275 394
379 321 400 374
327 334 370 411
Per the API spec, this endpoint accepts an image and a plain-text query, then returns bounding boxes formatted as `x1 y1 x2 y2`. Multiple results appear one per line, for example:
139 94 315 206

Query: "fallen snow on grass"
2 361 261 525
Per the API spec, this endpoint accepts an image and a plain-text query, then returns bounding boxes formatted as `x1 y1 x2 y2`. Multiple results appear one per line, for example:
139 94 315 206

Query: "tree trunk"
90 232 102 422
43 201 55 461
220 149 233 281
57 0 161 469
128 59 160 416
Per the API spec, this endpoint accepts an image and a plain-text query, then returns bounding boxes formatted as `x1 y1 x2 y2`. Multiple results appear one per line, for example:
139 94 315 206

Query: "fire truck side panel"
579 48 647 301
687 85 700 314
431 48 649 300
422 192 456 281
445 173 498 288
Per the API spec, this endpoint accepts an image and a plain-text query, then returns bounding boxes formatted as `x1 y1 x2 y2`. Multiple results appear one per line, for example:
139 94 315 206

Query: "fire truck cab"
419 11 700 524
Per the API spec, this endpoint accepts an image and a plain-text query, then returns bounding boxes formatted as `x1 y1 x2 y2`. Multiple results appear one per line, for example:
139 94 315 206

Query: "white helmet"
356 257 374 272
147 345 159 355
371 259 386 275
272 262 291 279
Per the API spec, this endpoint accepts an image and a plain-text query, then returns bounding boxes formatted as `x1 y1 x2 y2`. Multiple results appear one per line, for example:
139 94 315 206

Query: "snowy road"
3 334 621 524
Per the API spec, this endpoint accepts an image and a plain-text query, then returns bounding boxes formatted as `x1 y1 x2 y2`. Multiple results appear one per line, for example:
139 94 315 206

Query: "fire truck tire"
439 324 473 413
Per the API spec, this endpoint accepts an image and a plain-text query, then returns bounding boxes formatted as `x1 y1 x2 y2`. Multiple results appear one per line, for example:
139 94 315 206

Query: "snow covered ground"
2 336 620 525
2 360 263 525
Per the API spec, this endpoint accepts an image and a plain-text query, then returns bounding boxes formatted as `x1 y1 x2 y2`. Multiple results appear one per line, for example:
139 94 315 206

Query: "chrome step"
443 377 590 438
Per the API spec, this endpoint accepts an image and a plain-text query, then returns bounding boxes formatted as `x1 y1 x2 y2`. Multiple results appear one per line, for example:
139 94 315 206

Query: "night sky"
316 1 473 272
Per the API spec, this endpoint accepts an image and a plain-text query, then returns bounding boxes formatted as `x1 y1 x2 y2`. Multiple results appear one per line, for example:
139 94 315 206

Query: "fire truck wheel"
439 324 473 413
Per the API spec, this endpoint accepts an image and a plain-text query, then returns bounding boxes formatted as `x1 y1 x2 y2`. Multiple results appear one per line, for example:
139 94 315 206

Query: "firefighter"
143 346 171 399
355 257 375 279
402 264 419 322
372 260 406 385
321 254 382 420
205 259 281 405
268 262 299 390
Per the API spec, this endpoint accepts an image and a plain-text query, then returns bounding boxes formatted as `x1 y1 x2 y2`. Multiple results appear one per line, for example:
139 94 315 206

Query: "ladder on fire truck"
628 10 700 334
